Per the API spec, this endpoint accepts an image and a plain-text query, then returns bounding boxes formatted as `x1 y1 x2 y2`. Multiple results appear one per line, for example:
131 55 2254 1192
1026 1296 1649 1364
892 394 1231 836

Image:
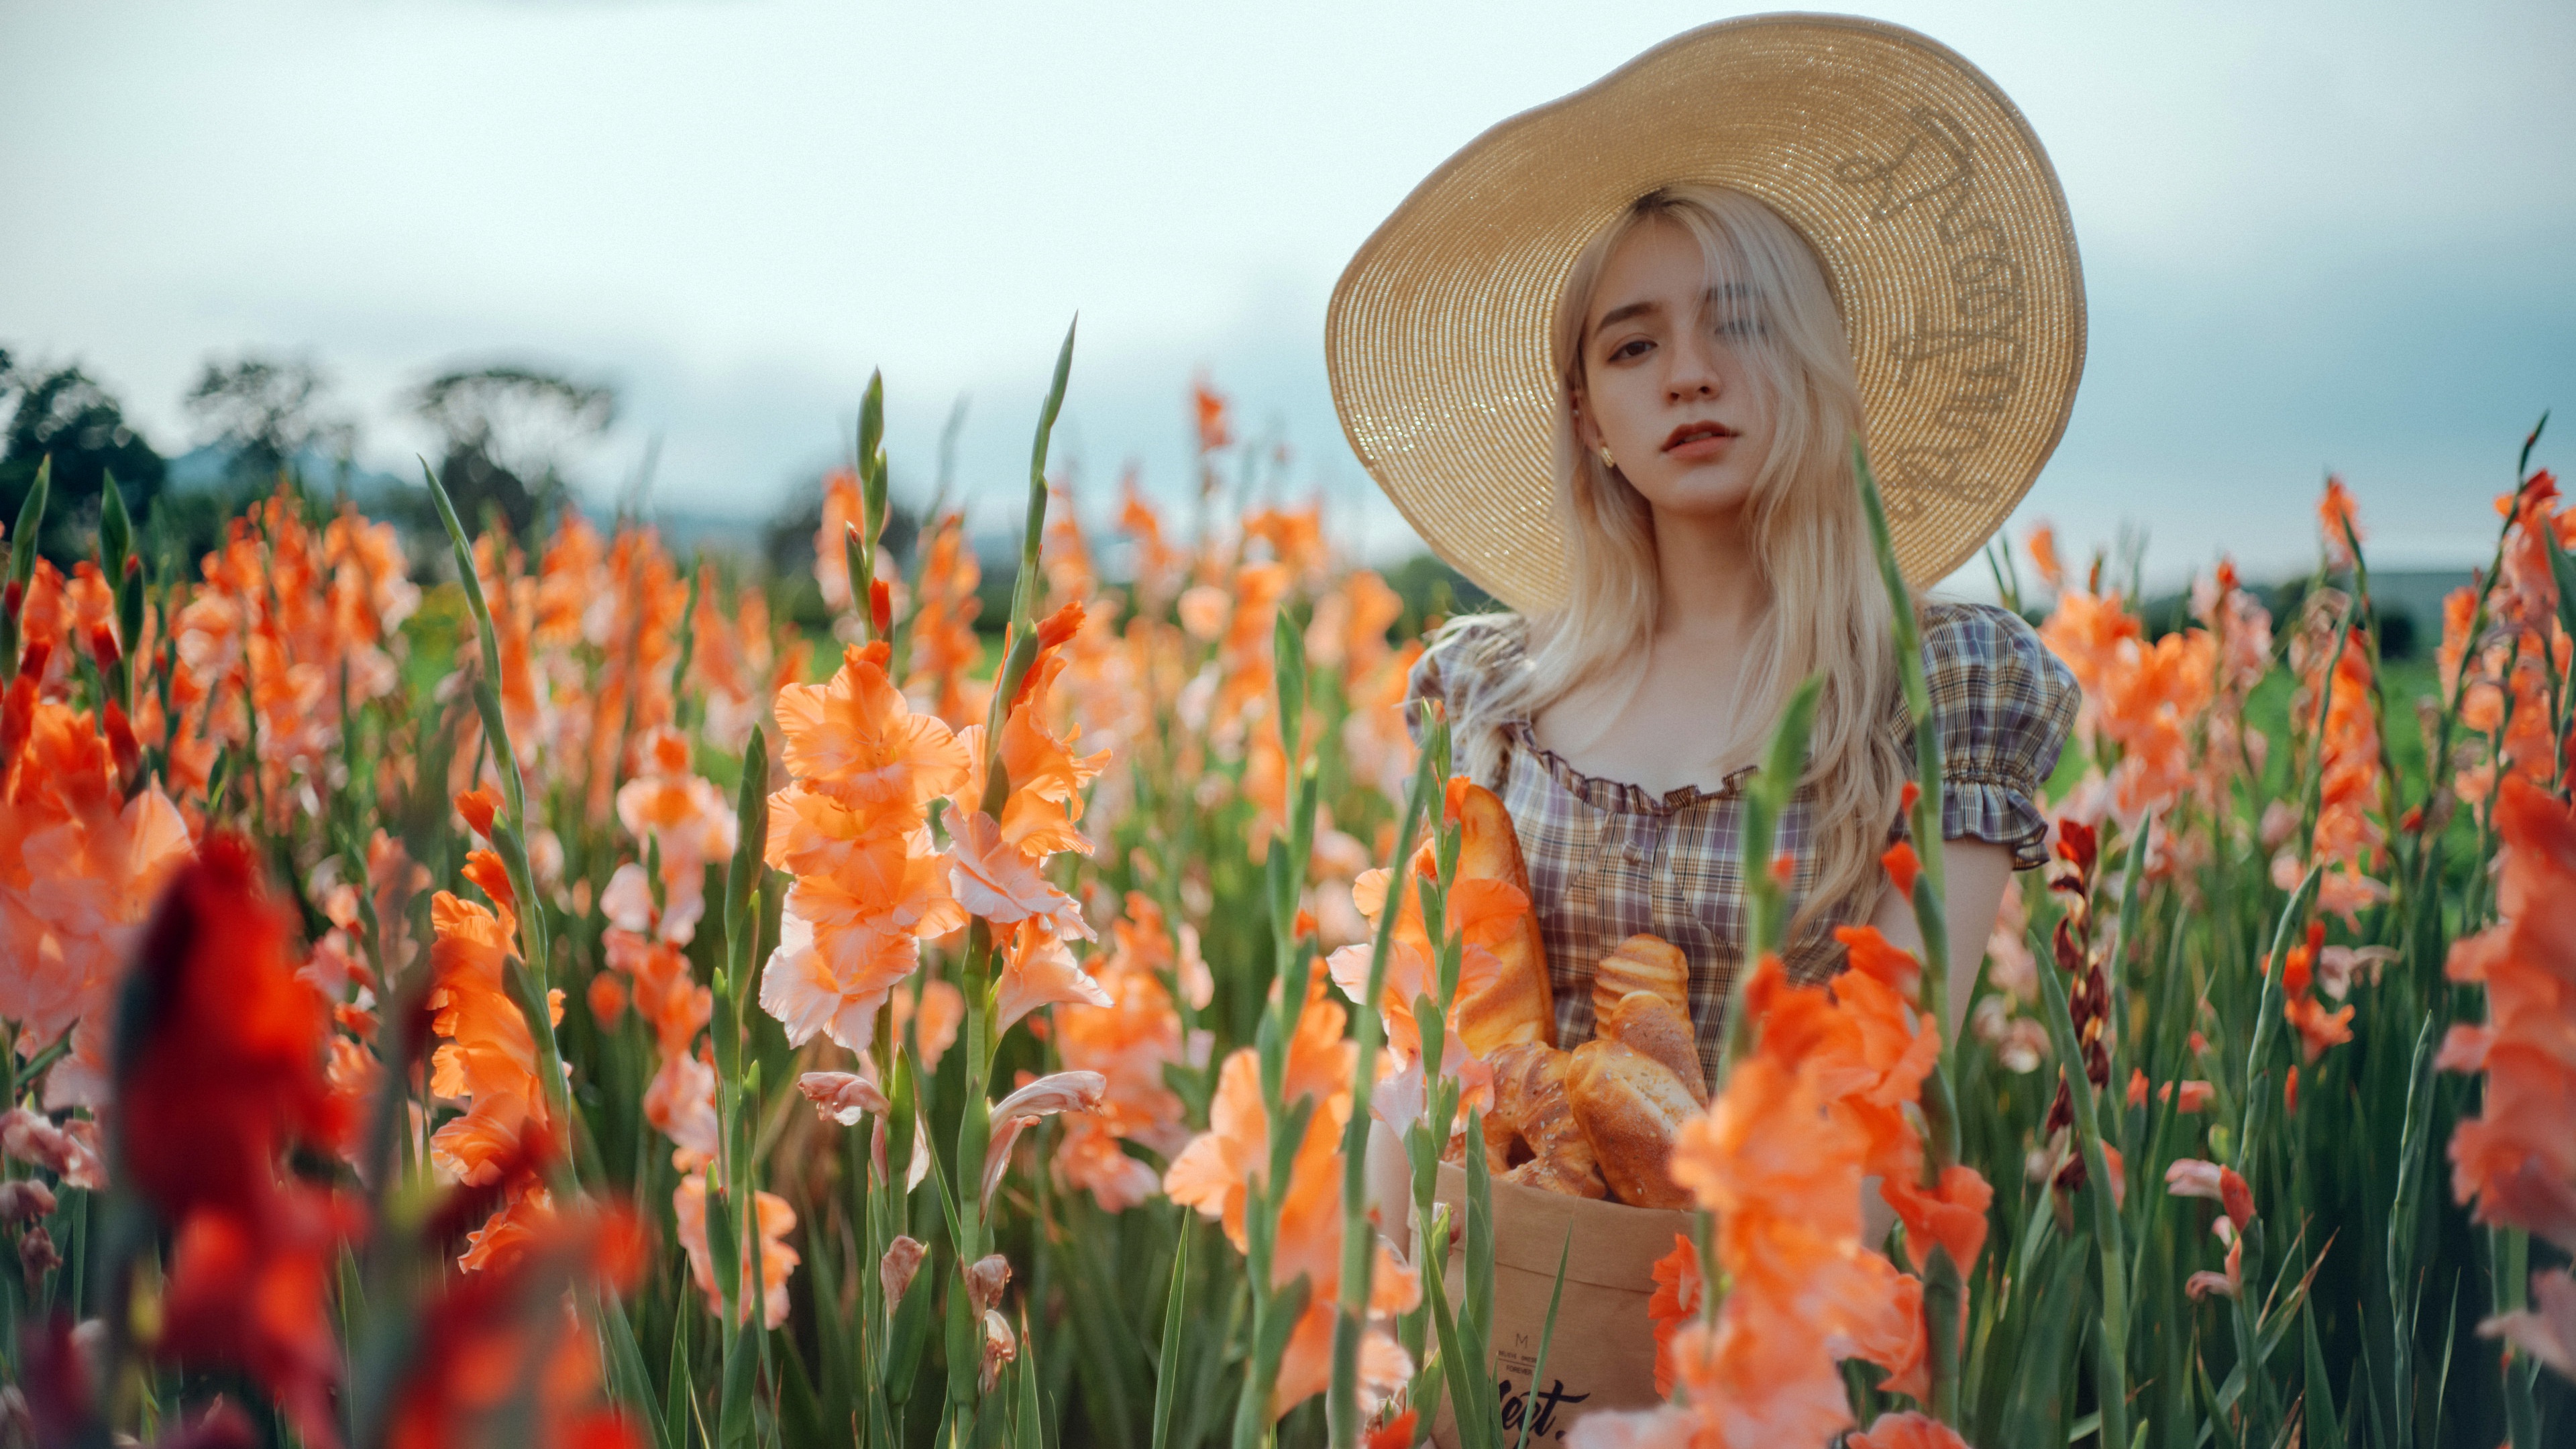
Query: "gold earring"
1597 443 1617 472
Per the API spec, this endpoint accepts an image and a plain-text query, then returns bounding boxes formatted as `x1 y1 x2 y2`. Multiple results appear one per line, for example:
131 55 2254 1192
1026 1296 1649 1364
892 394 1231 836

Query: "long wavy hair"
1447 183 1926 949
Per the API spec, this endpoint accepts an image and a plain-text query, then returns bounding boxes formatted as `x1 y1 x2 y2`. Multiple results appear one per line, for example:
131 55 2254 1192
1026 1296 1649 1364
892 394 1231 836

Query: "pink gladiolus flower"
798 1068 890 1126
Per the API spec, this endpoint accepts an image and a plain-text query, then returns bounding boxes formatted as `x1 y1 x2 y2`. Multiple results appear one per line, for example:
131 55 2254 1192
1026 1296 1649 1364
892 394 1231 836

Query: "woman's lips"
1662 421 1741 459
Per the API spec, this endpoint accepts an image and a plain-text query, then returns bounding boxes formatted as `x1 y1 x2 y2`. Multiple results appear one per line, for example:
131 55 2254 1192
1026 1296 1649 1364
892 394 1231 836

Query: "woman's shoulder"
1912 595 2083 780
1404 610 1533 724
1918 596 2056 671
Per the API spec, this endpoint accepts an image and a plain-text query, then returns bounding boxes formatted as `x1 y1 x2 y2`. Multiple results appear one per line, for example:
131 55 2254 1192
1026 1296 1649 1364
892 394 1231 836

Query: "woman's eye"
1609 337 1652 362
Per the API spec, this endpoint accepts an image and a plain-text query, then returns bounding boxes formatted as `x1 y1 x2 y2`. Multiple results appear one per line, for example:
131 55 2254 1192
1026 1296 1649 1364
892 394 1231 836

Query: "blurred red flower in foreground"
116 835 356 1447
384 1200 651 1449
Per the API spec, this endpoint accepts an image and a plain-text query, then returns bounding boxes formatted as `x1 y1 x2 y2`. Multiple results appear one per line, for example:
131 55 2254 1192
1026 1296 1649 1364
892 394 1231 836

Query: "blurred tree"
184 352 358 486
0 347 167 560
1383 550 1493 641
409 364 614 538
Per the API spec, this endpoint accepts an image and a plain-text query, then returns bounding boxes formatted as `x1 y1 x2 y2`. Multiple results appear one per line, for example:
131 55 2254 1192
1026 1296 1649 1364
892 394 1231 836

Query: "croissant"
1478 1042 1605 1198
1591 934 1689 1026
1437 779 1556 1055
1564 1038 1699 1210
1598 990 1709 1106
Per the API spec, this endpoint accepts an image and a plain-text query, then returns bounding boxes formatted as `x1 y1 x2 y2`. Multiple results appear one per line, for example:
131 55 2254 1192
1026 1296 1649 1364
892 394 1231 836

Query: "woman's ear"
1569 385 1601 451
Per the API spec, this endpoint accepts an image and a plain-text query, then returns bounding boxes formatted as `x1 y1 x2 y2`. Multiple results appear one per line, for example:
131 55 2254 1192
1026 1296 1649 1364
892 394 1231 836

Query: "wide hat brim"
1326 12 2085 612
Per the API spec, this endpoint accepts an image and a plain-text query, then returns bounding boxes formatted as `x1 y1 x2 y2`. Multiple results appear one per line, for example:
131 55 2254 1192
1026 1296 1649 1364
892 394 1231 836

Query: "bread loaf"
1439 778 1555 1054
1478 1042 1605 1199
1564 1038 1699 1210
1597 991 1708 1106
1591 934 1689 1026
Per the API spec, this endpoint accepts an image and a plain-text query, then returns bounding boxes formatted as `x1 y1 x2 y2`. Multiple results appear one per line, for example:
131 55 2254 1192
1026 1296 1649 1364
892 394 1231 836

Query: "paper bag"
1426 1159 1693 1446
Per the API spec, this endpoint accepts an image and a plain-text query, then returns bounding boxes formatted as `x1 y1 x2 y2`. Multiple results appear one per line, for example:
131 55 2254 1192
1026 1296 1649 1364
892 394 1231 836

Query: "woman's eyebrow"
1597 284 1753 333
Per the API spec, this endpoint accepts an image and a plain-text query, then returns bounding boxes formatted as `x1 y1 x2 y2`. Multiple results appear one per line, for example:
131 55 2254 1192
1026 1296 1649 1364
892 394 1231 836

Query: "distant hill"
2129 566 2471 661
164 443 410 503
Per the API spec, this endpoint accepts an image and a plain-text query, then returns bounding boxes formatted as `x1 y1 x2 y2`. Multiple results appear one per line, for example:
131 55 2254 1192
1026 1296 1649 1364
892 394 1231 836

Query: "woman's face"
1571 219 1778 523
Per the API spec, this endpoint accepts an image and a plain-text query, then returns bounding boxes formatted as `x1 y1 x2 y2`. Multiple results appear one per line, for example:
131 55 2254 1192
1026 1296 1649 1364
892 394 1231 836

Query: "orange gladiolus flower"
1164 975 1355 1248
2440 773 2576 1252
2025 522 2064 593
1052 893 1202 1211
762 637 976 1055
994 920 1112 1034
1652 935 1972 1444
119 837 347 1217
1243 500 1329 587
892 977 965 1071
427 889 565 1267
775 641 971 818
612 726 738 946
676 1169 801 1330
949 809 1092 941
0 698 193 1109
994 641 1111 860
1163 975 1411 1420
904 513 989 729
2318 474 2365 570
1648 1234 1703 1398
813 467 865 614
1192 374 1232 454
1118 473 1189 610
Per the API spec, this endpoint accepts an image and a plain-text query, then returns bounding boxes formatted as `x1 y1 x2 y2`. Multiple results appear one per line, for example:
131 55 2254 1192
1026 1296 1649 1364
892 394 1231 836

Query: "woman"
1334 15 2084 1242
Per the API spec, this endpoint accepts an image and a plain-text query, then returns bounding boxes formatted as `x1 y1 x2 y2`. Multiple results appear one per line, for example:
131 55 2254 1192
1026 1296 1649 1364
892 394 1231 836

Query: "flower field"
0 328 2566 1449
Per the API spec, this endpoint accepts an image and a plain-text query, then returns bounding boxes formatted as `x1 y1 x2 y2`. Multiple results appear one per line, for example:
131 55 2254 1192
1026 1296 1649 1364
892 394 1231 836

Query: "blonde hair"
1448 183 1925 951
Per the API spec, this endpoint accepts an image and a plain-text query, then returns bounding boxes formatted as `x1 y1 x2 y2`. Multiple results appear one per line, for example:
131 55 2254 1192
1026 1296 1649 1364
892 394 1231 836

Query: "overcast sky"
4 0 2570 595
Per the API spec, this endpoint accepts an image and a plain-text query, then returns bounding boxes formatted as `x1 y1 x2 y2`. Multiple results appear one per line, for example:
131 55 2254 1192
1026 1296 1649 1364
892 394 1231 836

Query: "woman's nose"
1665 335 1723 400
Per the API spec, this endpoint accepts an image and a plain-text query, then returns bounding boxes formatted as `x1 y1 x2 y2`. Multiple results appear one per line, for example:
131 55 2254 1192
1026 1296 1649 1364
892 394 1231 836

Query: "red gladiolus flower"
117 835 345 1221
117 837 359 1448
384 1201 651 1449
1880 840 1920 898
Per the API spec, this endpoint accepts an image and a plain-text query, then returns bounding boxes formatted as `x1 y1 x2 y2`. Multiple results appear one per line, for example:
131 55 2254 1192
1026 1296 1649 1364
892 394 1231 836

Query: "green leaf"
1513 1228 1574 1449
777 1334 831 1449
704 1179 743 1328
665 1297 697 1449
1150 1219 1193 1449
1008 317 1077 629
593 1290 668 1449
11 455 50 586
97 468 130 572
726 727 770 954
1014 1307 1046 1449
2303 1299 2345 1449
717 1317 759 1449
1421 1244 1497 1448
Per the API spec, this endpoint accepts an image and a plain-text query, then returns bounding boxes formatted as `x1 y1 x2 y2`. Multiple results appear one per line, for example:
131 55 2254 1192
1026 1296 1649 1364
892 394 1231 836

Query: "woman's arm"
1860 837 2014 1246
1866 836 2015 1051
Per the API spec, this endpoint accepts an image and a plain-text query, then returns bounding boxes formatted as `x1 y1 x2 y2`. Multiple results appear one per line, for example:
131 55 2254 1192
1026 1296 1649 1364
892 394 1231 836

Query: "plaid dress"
1405 598 2080 1087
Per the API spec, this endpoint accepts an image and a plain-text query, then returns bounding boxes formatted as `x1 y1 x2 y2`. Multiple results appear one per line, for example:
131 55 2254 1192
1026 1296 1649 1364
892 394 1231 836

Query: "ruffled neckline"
1501 718 1763 817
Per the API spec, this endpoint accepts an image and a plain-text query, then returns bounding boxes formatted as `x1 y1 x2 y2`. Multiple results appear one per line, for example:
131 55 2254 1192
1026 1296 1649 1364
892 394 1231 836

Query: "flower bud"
966 1253 1012 1317
880 1235 926 1307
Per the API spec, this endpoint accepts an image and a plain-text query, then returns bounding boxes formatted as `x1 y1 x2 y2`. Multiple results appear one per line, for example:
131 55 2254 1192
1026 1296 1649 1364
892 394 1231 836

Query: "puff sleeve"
1895 600 2082 870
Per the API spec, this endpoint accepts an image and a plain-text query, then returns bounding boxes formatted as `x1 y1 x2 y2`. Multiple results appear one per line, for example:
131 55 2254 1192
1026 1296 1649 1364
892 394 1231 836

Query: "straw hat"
1326 13 2084 613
